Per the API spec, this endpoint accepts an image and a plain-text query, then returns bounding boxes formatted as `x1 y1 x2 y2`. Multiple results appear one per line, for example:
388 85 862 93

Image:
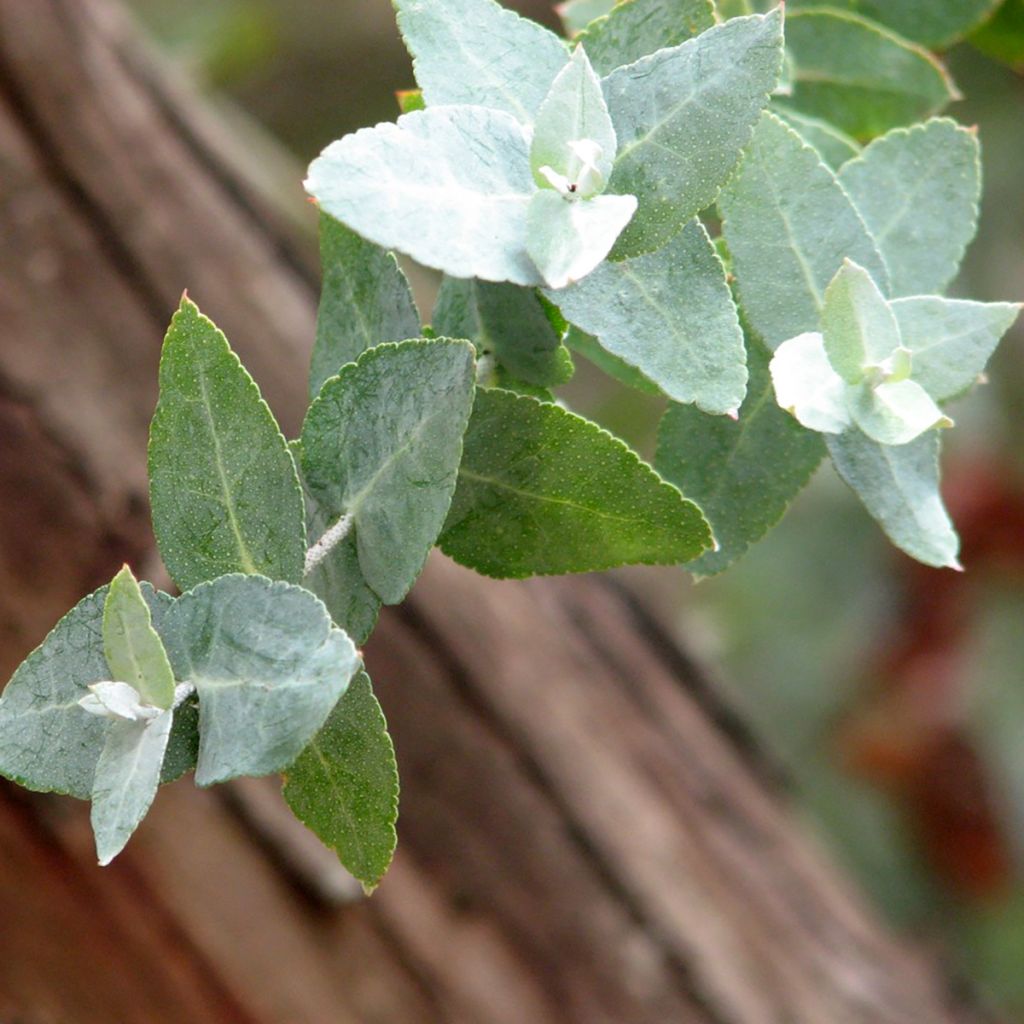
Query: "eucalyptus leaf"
719 112 889 349
440 389 712 577
578 0 715 77
778 9 958 140
0 583 168 799
283 671 398 891
837 119 981 297
564 326 660 394
307 107 541 286
433 277 574 388
847 379 952 446
301 340 476 604
149 297 306 591
788 0 1000 49
531 46 616 194
163 575 360 787
102 565 175 710
971 0 1024 68
773 109 861 170
552 218 745 414
311 214 421 398
393 0 569 123
821 260 902 383
527 190 637 290
91 712 173 866
604 9 784 256
769 332 851 434
291 440 381 647
826 428 960 569
890 297 1022 401
656 335 825 575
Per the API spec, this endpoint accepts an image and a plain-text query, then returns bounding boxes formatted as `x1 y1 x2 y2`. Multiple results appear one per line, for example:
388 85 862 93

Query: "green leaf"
821 260 901 383
283 672 398 891
826 428 960 568
837 119 981 297
527 191 637 290
847 379 952 446
890 297 1022 402
149 297 306 591
440 389 712 577
778 9 958 141
433 277 573 388
579 0 715 77
604 10 784 256
395 89 425 114
769 331 852 433
0 583 167 800
301 340 476 604
103 565 176 710
971 0 1024 68
564 325 660 394
307 107 541 287
393 0 568 123
552 219 745 414
311 214 420 398
773 109 861 170
656 335 825 575
91 712 173 866
163 575 360 787
290 440 380 647
531 46 616 194
789 0 1001 49
558 0 615 35
719 112 889 350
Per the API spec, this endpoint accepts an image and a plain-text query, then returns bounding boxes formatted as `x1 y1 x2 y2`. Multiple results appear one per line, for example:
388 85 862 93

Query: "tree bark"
0 2 994 1022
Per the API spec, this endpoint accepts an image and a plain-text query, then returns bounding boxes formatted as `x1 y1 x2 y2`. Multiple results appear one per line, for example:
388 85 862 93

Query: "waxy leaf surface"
719 113 889 350
149 298 305 591
103 565 176 710
604 10 784 256
302 340 476 604
773 109 860 170
311 214 420 398
656 336 825 575
284 671 398 891
779 10 957 140
579 0 715 77
440 389 712 577
433 277 573 388
163 575 360 787
827 428 960 569
307 107 541 286
837 119 980 297
394 0 568 123
552 219 745 414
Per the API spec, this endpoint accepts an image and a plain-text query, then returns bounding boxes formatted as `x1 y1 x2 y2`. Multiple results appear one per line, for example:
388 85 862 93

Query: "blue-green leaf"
773 108 861 170
163 575 360 787
558 0 615 36
719 112 889 349
433 277 573 388
656 335 825 575
149 298 306 591
826 428 960 568
301 340 476 604
552 218 745 414
393 0 569 123
579 0 715 77
284 671 398 891
837 119 981 297
311 214 420 398
891 297 1022 401
604 10 784 256
307 107 540 286
440 389 712 576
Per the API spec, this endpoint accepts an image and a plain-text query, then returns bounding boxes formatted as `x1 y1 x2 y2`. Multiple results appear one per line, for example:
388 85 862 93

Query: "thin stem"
304 513 353 577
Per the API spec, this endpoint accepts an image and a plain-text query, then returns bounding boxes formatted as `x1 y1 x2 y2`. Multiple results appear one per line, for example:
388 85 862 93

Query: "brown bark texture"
0 2 995 1022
